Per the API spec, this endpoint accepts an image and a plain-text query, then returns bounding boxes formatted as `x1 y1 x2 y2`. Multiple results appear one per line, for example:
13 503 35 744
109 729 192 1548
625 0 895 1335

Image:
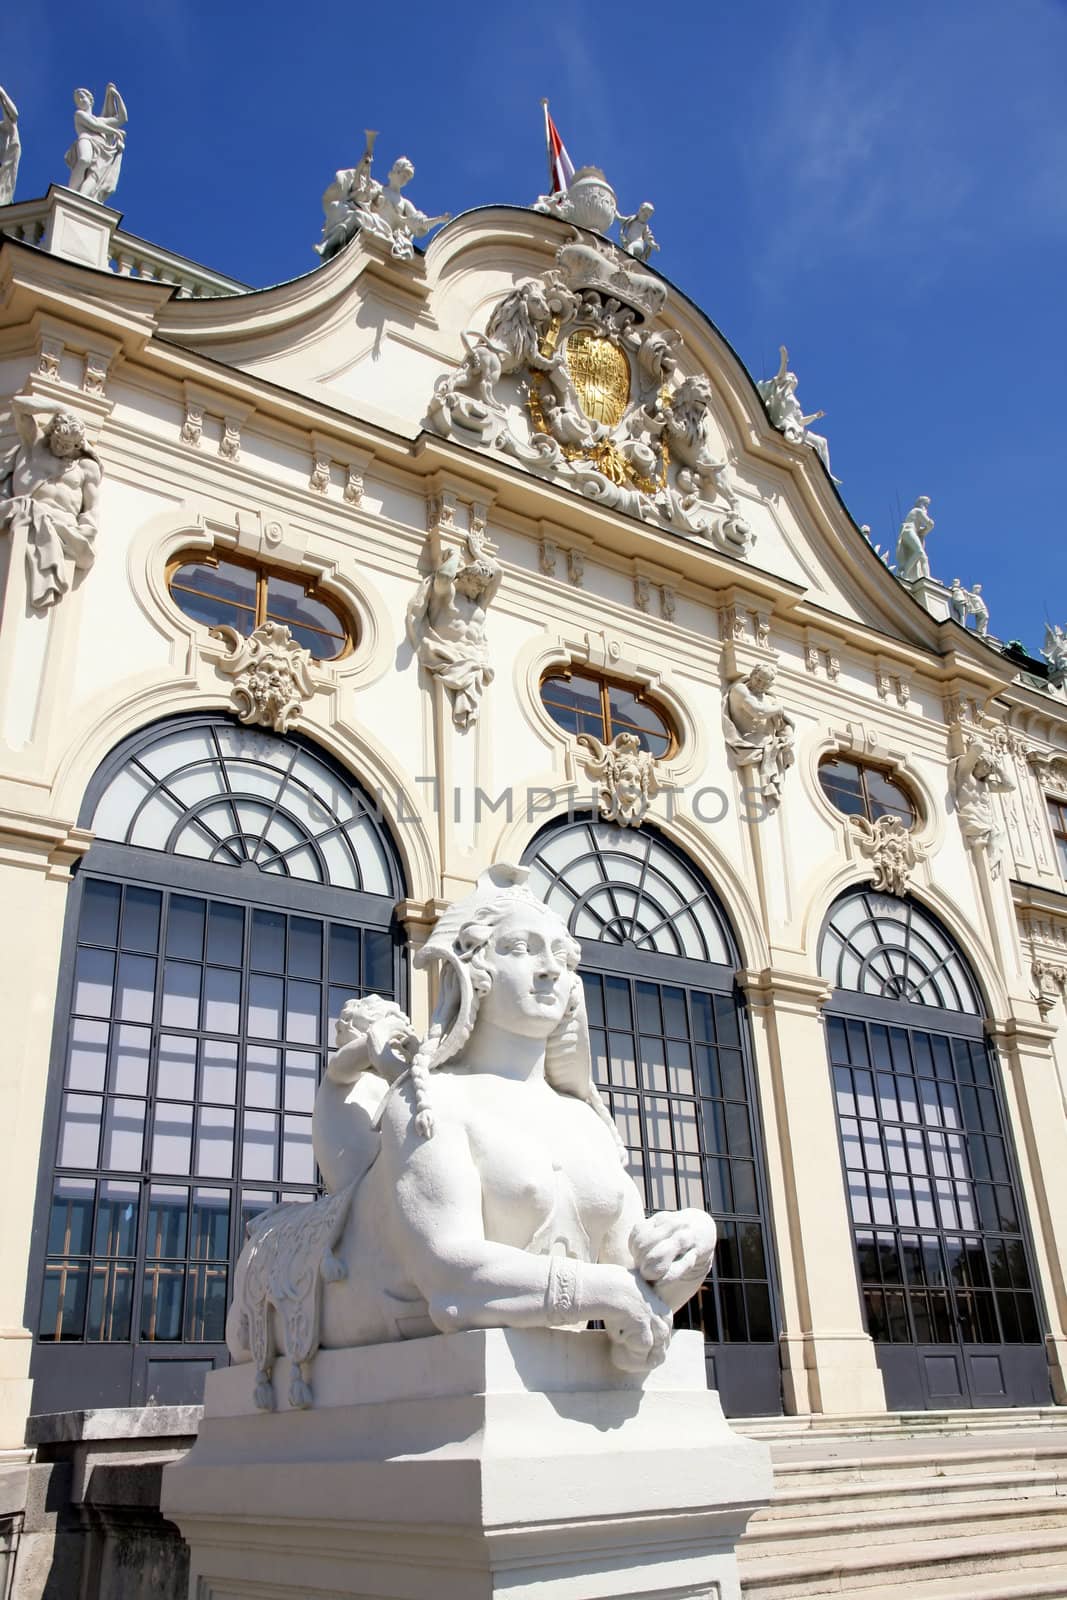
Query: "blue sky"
9 1 1066 654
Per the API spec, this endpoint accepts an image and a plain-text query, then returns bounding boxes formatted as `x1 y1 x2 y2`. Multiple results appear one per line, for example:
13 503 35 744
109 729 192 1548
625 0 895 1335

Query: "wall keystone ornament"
212 620 315 734
314 129 449 263
0 395 101 609
722 661 795 810
64 82 127 203
223 864 718 1408
852 814 920 896
577 731 661 827
406 526 501 731
428 240 752 556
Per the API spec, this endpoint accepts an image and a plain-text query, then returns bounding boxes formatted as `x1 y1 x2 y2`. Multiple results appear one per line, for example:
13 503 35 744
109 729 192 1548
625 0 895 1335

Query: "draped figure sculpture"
895 495 935 584
0 85 21 206
64 83 127 204
225 865 718 1409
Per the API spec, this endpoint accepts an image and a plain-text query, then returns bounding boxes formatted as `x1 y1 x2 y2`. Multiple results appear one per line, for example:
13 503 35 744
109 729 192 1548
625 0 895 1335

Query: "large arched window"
31 715 404 1413
820 889 1050 1411
524 818 780 1416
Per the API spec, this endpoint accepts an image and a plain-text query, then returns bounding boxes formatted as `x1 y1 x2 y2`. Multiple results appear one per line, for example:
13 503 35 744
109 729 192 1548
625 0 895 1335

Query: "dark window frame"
1046 795 1067 880
167 549 354 662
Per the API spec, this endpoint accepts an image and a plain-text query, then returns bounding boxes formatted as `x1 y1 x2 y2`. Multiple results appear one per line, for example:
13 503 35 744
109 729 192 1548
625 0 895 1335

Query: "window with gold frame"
539 668 675 758
167 550 353 661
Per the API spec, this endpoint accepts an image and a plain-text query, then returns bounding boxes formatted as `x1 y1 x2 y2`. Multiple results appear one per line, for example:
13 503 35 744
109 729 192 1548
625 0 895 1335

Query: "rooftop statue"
757 346 837 480
534 166 659 260
894 495 935 584
64 83 127 204
0 85 21 206
225 865 717 1409
0 396 102 609
948 578 990 638
1043 623 1067 689
314 129 449 263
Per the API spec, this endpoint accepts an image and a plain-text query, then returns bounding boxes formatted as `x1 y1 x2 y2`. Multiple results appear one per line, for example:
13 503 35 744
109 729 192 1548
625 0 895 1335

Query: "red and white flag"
542 100 575 195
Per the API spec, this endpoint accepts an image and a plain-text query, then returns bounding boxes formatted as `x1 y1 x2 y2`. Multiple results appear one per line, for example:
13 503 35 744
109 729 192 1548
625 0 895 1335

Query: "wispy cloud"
742 0 1067 297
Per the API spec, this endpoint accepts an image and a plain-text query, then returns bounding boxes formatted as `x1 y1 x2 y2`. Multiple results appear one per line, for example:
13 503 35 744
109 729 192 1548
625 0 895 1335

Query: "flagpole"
540 97 554 194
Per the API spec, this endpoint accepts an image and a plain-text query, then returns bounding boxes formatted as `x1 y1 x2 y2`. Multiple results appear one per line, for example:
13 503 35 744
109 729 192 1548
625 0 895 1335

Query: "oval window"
540 670 674 757
168 552 352 661
818 756 917 826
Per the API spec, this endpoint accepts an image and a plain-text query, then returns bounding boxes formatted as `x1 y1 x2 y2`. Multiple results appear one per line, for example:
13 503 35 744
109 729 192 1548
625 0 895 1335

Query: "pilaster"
739 966 887 1415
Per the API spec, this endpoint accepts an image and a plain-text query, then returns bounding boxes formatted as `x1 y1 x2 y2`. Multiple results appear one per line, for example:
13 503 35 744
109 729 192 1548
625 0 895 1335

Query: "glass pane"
48 1177 94 1255
329 925 360 986
248 974 283 1038
242 1111 278 1180
152 1102 193 1174
39 1260 89 1341
206 902 244 966
121 887 162 952
264 576 345 638
141 1262 184 1340
145 1185 188 1256
201 1038 238 1102
363 929 393 992
95 1180 138 1256
191 1188 230 1259
161 962 200 1029
285 981 320 1044
196 1107 235 1178
284 1051 318 1113
87 1259 134 1341
204 967 241 1033
172 557 257 607
80 879 122 946
158 1034 196 1099
251 910 285 972
74 948 115 1018
282 1115 314 1184
166 896 206 961
116 954 155 1024
184 1262 229 1341
59 1093 102 1168
288 917 322 979
68 1018 108 1091
246 1045 281 1108
113 1024 150 1095
101 1097 145 1170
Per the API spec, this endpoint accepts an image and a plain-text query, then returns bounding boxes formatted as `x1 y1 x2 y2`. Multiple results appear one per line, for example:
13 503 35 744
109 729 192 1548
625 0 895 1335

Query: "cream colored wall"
2 215 1067 1442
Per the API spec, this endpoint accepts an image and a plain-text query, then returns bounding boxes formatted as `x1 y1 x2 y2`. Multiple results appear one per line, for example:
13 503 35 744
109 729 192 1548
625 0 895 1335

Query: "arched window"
819 889 1050 1411
818 756 917 828
167 551 352 660
32 715 403 1413
524 818 780 1416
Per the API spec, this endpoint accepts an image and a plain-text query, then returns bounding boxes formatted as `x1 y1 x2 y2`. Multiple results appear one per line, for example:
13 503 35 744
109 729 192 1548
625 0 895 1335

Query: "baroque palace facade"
2 130 1067 1592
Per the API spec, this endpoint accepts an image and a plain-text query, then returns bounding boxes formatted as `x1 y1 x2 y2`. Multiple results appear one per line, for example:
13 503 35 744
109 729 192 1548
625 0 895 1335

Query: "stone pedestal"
162 1328 772 1600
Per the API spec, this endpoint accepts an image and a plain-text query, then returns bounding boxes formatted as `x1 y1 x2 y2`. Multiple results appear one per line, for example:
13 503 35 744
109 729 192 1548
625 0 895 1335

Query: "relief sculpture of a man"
225 865 718 1410
723 662 796 811
0 397 102 609
406 537 502 730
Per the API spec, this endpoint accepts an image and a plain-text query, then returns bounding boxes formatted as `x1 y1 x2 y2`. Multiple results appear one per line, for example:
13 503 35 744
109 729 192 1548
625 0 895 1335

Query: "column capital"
0 809 93 880
736 966 833 1013
986 1015 1058 1053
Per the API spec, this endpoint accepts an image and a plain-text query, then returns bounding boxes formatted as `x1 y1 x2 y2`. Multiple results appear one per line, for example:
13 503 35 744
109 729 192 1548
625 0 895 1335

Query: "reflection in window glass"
168 554 351 661
540 672 673 757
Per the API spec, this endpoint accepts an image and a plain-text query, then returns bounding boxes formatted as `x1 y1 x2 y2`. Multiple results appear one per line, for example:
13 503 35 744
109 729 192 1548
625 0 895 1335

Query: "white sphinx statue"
226 865 717 1409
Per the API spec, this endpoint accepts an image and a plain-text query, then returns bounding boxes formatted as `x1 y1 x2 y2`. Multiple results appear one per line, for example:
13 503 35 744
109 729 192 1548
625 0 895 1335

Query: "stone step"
741 1493 1067 1556
738 1526 1067 1599
737 1408 1067 1445
756 1464 1067 1521
833 1569 1067 1600
767 1439 1067 1490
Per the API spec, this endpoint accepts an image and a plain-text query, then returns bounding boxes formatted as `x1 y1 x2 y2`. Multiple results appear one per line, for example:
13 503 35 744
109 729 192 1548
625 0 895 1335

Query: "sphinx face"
476 907 577 1040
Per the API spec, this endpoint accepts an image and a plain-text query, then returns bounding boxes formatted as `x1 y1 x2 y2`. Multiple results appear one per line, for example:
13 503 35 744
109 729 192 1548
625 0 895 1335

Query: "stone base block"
163 1328 772 1600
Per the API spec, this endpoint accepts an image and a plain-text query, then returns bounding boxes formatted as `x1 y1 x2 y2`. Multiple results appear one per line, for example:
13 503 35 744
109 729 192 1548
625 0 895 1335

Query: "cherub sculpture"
406 533 502 730
895 496 935 584
64 83 127 204
757 346 835 480
0 85 21 206
226 865 718 1408
314 130 449 263
723 662 796 810
0 396 102 609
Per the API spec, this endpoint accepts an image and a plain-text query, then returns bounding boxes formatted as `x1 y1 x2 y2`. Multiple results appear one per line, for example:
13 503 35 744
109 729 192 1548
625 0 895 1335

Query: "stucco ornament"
534 165 658 261
314 129 449 263
64 83 127 203
0 85 21 206
0 395 102 609
577 730 661 827
211 620 315 734
1042 623 1067 689
406 527 502 730
757 346 837 481
852 814 919 896
722 662 796 810
225 865 718 1408
948 579 989 637
952 732 1016 874
895 495 935 583
428 241 752 557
